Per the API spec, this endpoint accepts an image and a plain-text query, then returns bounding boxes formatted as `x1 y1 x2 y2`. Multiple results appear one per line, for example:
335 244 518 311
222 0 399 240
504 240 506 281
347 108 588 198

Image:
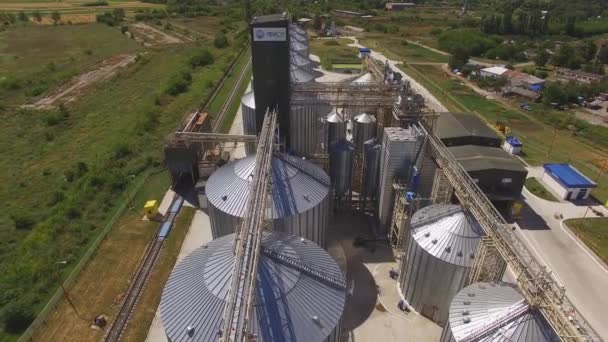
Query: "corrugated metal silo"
160 231 347 342
290 52 313 73
362 139 381 202
440 282 559 342
291 39 308 57
330 139 355 196
353 113 376 153
241 90 257 155
398 204 483 325
290 102 331 157
206 153 331 247
325 109 345 148
377 126 424 229
291 63 315 83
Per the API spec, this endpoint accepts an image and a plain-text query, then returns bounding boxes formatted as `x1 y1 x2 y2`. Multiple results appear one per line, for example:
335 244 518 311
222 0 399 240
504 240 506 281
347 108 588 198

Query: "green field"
564 218 608 263
360 35 449 64
401 63 608 203
0 18 243 340
309 38 359 70
525 177 559 202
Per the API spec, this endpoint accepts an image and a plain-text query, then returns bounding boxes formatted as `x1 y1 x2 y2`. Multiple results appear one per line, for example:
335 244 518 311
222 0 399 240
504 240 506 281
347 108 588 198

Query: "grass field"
0 18 244 340
564 218 608 263
401 63 608 203
525 177 559 202
360 35 449 64
309 38 359 70
207 48 250 120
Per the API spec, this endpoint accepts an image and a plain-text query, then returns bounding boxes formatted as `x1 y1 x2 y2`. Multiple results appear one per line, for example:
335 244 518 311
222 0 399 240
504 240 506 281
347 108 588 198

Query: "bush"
1 300 35 334
165 70 192 96
430 28 443 36
112 143 132 160
189 48 214 69
438 29 499 57
48 191 65 206
82 0 108 6
213 32 229 48
11 212 36 230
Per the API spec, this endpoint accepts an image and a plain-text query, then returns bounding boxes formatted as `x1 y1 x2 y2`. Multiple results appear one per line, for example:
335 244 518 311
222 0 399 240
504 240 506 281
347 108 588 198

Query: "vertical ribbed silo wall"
242 96 257 156
439 323 455 342
399 236 470 325
362 141 381 202
209 204 241 239
377 129 420 231
353 119 376 154
289 105 319 157
273 195 329 249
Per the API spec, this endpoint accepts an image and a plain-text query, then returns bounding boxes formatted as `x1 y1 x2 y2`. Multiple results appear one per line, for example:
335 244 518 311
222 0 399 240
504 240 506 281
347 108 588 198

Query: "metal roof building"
206 153 331 247
440 282 559 342
437 113 502 148
541 163 597 200
399 204 483 325
160 231 346 342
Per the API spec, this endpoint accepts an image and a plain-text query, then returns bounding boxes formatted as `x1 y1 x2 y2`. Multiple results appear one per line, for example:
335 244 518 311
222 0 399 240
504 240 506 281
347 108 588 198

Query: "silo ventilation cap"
222 195 228 201
186 326 195 337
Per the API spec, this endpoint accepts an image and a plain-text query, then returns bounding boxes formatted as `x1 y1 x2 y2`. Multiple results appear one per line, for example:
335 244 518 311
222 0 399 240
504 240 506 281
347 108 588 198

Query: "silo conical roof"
447 282 559 342
325 109 344 123
290 63 315 83
241 90 255 109
354 113 376 124
411 205 483 267
352 72 374 84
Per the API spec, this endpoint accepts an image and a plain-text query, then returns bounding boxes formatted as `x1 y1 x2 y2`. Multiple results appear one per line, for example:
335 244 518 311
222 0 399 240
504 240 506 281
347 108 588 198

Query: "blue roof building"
503 136 522 155
541 164 596 200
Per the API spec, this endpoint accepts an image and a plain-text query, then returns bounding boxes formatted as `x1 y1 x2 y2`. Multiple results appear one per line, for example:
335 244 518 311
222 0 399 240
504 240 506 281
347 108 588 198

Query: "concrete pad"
157 189 176 216
145 209 213 342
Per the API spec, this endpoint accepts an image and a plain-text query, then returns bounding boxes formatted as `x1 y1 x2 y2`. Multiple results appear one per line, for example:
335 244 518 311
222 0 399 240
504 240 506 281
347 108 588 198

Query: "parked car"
520 103 532 111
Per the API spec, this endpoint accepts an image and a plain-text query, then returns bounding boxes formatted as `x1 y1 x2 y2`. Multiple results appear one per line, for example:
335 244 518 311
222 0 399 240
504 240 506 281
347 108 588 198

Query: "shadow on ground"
517 201 551 231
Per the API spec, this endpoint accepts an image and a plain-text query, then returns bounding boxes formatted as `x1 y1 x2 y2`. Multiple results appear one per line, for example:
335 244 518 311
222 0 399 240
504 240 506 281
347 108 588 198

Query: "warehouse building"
448 145 527 214
436 112 501 148
541 163 597 200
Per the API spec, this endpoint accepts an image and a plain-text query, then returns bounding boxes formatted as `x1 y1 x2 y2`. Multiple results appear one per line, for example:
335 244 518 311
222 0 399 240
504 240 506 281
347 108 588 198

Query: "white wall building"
541 164 597 200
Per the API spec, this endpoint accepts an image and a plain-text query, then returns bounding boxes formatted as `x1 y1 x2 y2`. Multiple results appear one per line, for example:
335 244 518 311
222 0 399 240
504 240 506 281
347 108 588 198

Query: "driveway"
517 167 608 338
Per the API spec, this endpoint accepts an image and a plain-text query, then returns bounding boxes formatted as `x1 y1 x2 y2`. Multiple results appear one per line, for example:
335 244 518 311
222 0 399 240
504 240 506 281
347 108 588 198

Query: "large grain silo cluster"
398 204 483 325
160 231 346 342
440 282 559 342
205 152 331 247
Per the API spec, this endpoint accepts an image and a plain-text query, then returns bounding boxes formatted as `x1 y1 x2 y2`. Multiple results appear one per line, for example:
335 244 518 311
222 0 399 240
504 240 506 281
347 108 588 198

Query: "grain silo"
160 231 346 342
440 282 559 342
398 204 483 325
291 63 315 83
241 90 257 155
352 113 376 153
325 109 346 149
291 39 308 57
362 139 381 203
377 126 424 229
330 139 355 198
205 153 331 247
290 52 313 73
290 102 331 157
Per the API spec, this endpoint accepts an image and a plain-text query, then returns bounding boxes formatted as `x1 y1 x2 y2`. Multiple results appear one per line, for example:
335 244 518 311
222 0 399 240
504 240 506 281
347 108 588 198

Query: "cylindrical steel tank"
330 139 354 196
325 109 345 148
353 113 376 153
241 90 256 155
290 52 313 73
206 153 331 247
160 231 346 342
362 139 381 202
440 282 559 342
290 102 331 157
291 39 308 57
290 63 315 83
399 204 483 325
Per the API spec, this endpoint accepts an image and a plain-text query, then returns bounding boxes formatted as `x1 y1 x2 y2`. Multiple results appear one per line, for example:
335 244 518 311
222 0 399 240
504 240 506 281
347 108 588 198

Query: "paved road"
518 168 608 338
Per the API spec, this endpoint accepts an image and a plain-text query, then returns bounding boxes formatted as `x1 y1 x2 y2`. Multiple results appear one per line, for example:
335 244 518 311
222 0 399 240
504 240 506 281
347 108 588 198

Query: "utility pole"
55 261 85 321
547 127 558 157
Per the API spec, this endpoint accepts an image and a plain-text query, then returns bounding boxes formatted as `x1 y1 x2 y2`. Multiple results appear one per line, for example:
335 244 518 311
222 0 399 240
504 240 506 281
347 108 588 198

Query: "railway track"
104 195 182 342
211 56 252 132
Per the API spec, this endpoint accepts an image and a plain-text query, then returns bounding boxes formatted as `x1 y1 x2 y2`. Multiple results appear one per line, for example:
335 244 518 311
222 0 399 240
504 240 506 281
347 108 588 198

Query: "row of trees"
0 11 61 25
480 9 549 36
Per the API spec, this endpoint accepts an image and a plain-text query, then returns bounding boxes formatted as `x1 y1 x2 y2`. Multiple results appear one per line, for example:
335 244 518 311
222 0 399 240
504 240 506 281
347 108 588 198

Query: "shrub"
214 32 229 48
48 191 65 206
1 300 35 334
189 48 214 69
82 0 108 6
165 70 192 96
112 143 132 160
11 212 36 230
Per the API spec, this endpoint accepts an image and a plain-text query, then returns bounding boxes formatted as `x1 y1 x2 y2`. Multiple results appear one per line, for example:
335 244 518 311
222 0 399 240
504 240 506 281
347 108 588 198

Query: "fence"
18 170 156 342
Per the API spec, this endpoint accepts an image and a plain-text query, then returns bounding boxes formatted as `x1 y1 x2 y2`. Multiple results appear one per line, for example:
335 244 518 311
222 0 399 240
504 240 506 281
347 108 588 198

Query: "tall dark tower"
250 13 291 142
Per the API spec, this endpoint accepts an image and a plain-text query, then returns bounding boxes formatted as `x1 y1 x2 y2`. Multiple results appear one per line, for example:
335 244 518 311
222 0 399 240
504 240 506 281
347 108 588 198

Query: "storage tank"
440 282 559 342
330 139 354 197
291 63 315 83
362 139 381 202
160 231 346 342
290 102 331 157
241 90 256 155
290 52 313 73
206 153 331 247
399 204 483 325
352 113 376 153
325 109 345 149
291 39 308 57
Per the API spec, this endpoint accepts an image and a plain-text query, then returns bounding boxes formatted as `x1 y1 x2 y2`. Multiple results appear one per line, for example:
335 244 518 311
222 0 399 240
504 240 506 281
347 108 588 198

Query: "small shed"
359 47 371 59
503 136 522 154
542 164 597 200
